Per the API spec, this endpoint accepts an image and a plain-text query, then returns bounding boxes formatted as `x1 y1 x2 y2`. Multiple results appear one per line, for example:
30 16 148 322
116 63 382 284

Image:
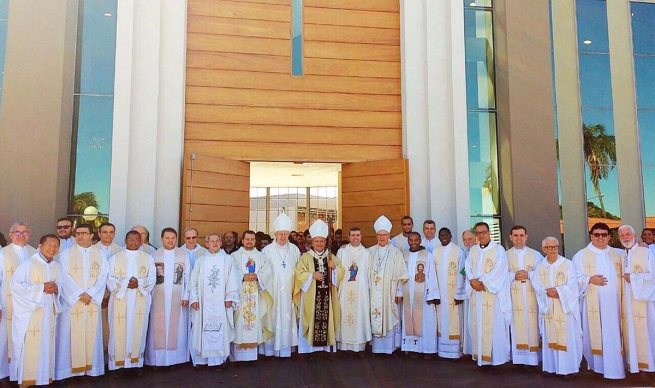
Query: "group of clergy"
1 212 655 387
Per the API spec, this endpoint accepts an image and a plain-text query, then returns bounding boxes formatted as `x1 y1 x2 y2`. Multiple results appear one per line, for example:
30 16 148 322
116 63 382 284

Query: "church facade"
1 0 653 255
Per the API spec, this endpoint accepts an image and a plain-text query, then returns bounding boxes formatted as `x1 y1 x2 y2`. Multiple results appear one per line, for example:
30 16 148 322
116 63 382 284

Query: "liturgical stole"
3 245 34 362
435 245 461 340
470 246 498 362
537 260 570 351
68 247 103 372
507 248 539 352
112 251 150 365
152 249 186 350
581 248 622 356
623 247 650 369
22 259 59 386
403 250 428 336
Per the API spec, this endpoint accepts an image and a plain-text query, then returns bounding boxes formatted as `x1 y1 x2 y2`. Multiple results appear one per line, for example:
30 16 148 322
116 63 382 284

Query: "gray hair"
205 232 222 243
183 227 199 235
618 224 636 235
9 221 30 235
541 236 559 247
462 230 475 238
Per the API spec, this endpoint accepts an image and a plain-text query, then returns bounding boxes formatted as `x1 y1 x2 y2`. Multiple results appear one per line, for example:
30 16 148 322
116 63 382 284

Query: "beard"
621 239 635 249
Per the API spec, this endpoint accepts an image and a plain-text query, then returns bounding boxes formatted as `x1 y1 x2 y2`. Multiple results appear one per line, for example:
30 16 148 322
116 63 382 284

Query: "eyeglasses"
475 230 489 236
592 233 609 238
185 236 198 240
56 225 72 230
377 233 390 238
543 245 559 250
75 231 91 236
11 231 29 237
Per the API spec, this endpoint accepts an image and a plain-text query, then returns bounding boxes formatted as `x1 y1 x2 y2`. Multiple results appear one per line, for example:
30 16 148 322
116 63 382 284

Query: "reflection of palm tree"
583 124 616 218
70 192 99 214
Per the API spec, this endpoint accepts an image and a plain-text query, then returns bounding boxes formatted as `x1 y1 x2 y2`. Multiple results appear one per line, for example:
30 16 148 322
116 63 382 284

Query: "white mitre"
309 219 329 239
273 213 293 232
374 215 393 234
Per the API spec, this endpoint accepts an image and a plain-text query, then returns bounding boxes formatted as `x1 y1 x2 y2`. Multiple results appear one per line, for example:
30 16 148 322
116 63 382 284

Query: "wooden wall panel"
185 0 402 163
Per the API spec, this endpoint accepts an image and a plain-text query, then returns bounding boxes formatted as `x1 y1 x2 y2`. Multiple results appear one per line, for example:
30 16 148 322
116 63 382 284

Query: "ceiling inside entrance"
250 162 341 188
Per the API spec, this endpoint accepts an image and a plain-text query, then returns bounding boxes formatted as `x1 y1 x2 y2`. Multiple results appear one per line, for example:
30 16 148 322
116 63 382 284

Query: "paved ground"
7 353 652 388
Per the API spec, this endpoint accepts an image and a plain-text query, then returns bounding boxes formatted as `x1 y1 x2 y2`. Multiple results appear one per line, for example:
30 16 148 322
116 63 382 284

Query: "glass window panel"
291 0 303 76
71 95 114 214
467 112 500 216
634 56 655 109
576 0 609 53
631 2 655 55
77 0 118 95
464 9 496 110
578 53 613 108
0 0 7 20
643 166 655 219
584 164 621 220
0 20 6 87
582 108 615 136
464 0 492 8
639 110 655 166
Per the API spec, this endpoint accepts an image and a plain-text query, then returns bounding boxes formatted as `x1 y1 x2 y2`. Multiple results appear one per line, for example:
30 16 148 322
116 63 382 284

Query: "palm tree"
70 192 99 215
583 123 616 218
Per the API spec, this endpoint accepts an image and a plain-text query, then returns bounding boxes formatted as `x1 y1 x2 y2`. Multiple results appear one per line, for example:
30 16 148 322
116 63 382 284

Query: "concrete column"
0 0 78 239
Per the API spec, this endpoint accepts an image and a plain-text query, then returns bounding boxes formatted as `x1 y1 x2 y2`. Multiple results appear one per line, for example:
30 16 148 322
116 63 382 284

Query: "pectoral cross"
28 325 40 338
282 261 286 268
70 263 83 275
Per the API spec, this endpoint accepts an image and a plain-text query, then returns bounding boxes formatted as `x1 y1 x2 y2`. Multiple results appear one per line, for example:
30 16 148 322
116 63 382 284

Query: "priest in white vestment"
433 228 467 359
294 220 345 355
260 213 300 358
401 232 439 357
572 222 625 380
190 233 240 369
0 221 37 380
11 235 63 386
422 221 438 254
618 225 655 378
95 222 121 359
55 224 109 380
506 226 543 368
145 228 191 367
181 227 206 270
532 237 582 380
368 216 408 355
230 231 274 362
461 230 476 357
106 231 156 373
390 216 413 254
56 218 76 253
465 221 511 370
336 227 372 355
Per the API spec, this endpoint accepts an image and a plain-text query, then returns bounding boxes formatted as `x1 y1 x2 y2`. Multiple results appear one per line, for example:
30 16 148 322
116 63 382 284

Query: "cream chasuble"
259 241 300 357
391 233 410 253
532 256 582 376
0 243 36 379
465 241 511 366
336 244 372 352
107 250 156 370
55 245 108 379
146 248 191 366
189 251 240 366
507 247 542 365
622 245 655 372
573 244 625 379
231 247 274 361
434 242 467 359
10 254 62 386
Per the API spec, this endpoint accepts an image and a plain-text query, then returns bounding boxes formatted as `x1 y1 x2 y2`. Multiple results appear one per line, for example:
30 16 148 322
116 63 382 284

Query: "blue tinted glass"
643 166 655 217
584 164 621 219
582 108 615 136
639 110 655 166
0 0 8 20
291 0 303 76
468 112 499 216
73 95 114 213
576 0 609 53
464 0 492 7
634 56 655 109
578 53 613 108
0 20 6 87
77 0 118 94
464 9 495 109
631 2 655 55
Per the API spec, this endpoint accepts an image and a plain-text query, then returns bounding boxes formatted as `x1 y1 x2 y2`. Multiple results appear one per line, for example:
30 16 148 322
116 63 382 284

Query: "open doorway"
249 162 341 234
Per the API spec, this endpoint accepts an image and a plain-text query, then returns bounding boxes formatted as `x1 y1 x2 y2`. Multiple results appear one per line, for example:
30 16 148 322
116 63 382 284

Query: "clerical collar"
39 252 53 264
479 241 491 249
77 244 92 252
514 246 526 252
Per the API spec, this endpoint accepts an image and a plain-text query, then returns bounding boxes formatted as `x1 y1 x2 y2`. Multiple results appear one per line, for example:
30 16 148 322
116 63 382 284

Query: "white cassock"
423 238 438 255
181 244 206 270
145 248 191 366
434 243 467 359
390 233 409 254
507 246 543 366
58 237 76 253
95 242 122 259
189 251 240 367
462 248 474 357
532 255 582 376
94 241 121 359
230 247 274 362
465 241 511 366
106 249 156 370
401 250 439 354
573 244 625 379
0 243 36 380
368 244 408 354
11 254 63 386
623 245 655 373
55 245 109 379
259 241 299 357
336 244 372 352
